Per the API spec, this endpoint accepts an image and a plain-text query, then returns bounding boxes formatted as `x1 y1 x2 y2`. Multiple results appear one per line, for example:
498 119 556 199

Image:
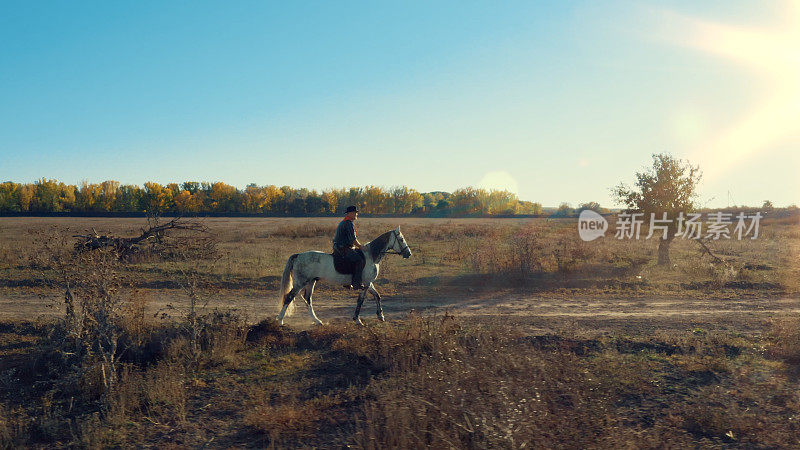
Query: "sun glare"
477 171 519 194
661 0 800 181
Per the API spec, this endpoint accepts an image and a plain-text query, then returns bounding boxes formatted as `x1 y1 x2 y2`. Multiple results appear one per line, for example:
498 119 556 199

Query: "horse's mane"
368 231 393 260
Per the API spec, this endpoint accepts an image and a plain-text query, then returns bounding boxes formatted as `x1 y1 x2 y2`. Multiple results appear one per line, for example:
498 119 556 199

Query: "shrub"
550 228 595 273
766 316 800 364
196 310 248 366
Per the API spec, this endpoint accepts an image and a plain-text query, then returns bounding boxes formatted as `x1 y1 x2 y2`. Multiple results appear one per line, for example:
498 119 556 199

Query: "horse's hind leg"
277 281 305 325
282 294 292 325
369 284 384 322
304 278 323 325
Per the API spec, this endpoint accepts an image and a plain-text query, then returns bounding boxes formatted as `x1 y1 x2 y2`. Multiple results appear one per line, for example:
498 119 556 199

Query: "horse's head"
392 226 412 259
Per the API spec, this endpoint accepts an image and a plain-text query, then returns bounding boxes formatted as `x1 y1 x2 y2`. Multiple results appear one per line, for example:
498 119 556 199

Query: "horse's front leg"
369 284 384 322
353 288 368 326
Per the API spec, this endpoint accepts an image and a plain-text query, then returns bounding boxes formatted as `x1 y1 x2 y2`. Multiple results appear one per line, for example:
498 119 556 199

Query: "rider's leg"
351 250 366 289
344 249 366 289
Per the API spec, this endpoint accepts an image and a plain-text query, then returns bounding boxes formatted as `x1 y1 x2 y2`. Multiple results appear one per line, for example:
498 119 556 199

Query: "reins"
376 230 408 258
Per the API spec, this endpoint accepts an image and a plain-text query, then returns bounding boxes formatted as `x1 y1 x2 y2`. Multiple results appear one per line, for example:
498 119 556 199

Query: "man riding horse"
332 205 366 289
277 218 412 325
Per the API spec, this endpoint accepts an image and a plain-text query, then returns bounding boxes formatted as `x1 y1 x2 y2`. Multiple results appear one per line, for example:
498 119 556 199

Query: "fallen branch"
695 238 728 266
73 217 209 258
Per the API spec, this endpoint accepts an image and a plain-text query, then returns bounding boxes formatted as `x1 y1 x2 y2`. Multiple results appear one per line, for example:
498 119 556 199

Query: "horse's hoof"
354 317 364 326
377 314 385 322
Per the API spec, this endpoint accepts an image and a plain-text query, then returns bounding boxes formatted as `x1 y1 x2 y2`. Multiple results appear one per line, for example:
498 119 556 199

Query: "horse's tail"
279 253 298 316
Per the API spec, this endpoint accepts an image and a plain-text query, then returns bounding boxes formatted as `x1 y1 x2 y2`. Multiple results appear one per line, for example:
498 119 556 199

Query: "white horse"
276 226 412 325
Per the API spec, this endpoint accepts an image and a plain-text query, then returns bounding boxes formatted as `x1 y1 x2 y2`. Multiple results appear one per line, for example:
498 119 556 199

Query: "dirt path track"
3 287 798 335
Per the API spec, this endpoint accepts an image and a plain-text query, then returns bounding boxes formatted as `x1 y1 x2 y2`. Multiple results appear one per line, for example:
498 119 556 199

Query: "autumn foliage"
0 179 543 216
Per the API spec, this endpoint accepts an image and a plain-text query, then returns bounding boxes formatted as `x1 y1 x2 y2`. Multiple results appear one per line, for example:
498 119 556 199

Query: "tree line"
0 179 544 216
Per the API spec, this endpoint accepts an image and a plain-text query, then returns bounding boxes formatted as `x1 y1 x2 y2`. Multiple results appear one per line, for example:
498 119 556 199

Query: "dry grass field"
1 215 799 447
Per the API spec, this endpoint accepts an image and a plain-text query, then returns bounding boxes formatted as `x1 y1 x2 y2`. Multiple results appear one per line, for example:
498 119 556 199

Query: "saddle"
331 248 363 275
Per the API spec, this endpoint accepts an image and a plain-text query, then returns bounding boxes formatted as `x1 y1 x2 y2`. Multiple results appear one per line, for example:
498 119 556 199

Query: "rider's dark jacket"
332 218 357 252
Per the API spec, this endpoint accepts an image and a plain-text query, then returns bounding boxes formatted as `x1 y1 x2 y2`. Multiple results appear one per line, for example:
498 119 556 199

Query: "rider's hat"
345 205 359 213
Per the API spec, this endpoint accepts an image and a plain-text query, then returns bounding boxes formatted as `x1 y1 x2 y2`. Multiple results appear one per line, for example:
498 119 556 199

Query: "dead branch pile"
73 217 211 259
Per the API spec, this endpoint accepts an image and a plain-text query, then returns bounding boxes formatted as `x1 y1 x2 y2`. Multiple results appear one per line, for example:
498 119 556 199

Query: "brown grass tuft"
766 316 800 364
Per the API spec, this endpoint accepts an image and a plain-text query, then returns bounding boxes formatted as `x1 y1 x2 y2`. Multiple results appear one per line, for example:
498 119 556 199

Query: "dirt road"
3 286 798 335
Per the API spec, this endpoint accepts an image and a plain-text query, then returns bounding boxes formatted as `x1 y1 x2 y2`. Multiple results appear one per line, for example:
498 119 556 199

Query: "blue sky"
1 1 798 207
